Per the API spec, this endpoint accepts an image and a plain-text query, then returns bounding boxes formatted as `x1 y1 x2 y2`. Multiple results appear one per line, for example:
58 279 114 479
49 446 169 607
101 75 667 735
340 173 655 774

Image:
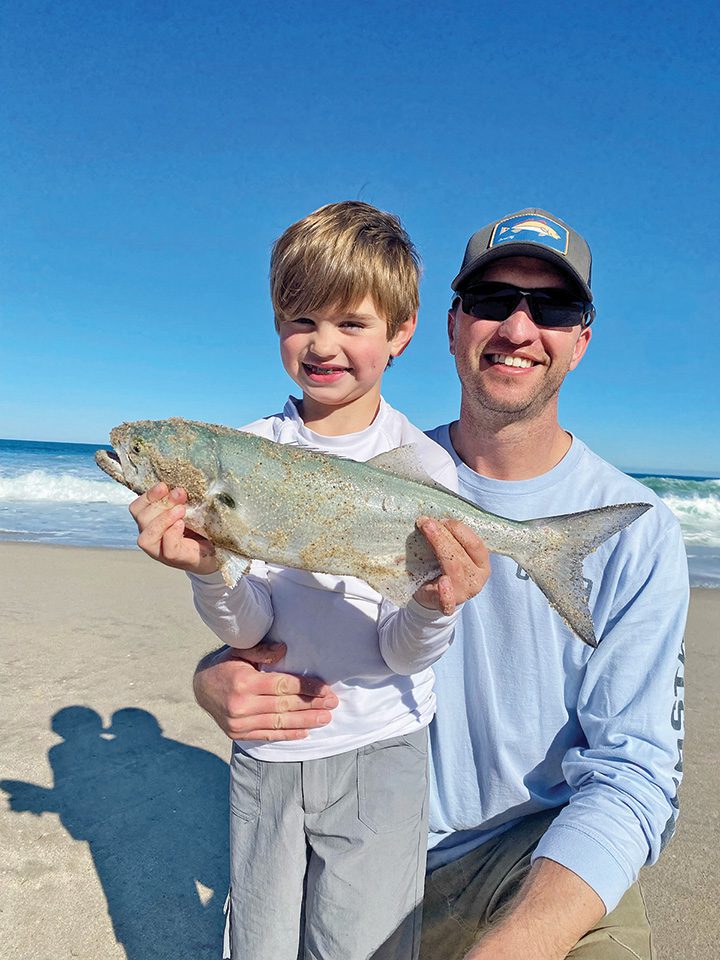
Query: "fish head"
95 418 260 549
95 418 219 503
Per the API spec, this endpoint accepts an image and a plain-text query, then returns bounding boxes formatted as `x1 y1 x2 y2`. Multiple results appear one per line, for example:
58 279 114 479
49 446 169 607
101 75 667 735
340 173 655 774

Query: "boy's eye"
290 317 314 326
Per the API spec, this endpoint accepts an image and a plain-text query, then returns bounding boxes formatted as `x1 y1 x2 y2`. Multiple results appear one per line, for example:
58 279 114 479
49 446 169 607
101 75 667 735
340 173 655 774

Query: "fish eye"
216 492 236 509
130 439 143 455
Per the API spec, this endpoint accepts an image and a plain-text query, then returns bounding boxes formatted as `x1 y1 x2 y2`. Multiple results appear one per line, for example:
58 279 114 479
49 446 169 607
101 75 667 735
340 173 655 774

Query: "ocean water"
1 438 718 587
0 439 136 550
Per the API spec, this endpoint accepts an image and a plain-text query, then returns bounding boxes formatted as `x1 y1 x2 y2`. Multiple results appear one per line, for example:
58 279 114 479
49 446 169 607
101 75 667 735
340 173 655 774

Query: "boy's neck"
298 388 382 436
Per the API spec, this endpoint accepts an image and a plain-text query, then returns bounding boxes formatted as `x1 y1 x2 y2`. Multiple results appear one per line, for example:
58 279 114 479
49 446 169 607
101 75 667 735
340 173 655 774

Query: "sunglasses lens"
461 292 517 322
530 292 587 327
533 301 585 327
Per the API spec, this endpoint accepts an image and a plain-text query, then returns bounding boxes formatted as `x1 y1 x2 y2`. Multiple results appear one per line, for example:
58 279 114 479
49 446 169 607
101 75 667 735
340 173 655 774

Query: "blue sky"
1 0 718 475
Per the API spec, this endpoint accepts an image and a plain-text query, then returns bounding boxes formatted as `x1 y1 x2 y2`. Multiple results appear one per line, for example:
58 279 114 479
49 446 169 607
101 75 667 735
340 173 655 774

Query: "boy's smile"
278 295 415 433
302 362 349 383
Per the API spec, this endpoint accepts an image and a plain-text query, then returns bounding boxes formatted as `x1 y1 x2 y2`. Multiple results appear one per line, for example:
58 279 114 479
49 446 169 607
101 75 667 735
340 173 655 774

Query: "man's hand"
193 645 340 740
129 482 218 575
413 518 490 615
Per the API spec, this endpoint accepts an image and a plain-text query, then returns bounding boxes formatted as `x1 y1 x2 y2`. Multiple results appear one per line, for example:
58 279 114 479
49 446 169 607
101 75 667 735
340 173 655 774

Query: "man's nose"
496 297 538 340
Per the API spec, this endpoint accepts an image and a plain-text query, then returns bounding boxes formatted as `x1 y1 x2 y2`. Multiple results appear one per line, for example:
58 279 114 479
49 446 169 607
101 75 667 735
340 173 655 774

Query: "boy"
130 202 488 959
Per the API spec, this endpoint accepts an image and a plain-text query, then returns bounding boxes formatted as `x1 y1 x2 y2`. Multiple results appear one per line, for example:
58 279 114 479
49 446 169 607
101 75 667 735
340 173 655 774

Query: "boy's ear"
389 314 417 358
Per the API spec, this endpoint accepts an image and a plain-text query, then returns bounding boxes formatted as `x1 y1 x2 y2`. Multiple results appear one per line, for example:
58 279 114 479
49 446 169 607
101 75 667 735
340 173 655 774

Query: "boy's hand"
129 482 219 575
193 645 339 740
413 517 490 615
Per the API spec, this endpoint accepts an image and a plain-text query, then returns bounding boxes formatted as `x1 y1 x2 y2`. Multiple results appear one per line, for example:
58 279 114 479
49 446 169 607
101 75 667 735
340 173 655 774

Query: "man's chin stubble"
465 378 565 421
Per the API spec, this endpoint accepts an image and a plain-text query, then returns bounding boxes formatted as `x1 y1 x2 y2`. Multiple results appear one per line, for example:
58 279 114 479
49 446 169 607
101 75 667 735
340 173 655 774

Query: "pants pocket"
222 888 232 959
229 745 262 822
357 729 428 834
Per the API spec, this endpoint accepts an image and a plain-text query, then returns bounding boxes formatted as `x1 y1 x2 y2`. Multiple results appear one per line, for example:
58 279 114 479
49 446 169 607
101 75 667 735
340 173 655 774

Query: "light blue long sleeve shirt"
425 427 689 913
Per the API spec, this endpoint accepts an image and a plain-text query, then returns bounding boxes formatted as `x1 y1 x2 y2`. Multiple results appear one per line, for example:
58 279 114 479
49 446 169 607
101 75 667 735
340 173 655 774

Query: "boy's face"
278 296 415 420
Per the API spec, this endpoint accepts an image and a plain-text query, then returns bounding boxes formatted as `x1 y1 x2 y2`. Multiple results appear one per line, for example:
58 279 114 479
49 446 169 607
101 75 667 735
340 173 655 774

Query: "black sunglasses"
458 281 595 329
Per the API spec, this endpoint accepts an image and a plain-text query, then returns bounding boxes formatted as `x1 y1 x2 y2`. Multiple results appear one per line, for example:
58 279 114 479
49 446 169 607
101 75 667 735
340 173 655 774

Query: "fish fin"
489 502 652 648
355 528 442 607
362 570 433 607
282 438 325 453
366 445 456 494
216 548 252 588
281 440 452 497
283 439 363 462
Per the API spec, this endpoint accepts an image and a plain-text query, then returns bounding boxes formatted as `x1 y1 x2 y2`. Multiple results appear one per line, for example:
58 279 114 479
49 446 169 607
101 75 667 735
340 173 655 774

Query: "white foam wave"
0 470 134 505
662 494 720 546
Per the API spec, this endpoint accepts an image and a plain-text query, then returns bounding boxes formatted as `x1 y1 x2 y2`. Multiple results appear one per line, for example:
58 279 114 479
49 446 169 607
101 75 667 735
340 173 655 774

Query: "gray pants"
225 728 429 960
420 807 653 959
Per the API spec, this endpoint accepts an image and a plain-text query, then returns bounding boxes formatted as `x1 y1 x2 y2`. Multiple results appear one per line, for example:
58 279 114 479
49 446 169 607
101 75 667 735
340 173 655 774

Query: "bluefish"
96 418 652 647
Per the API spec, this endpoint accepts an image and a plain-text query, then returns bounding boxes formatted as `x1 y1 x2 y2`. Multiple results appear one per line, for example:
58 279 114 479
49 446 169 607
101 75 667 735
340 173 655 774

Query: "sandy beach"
0 541 716 960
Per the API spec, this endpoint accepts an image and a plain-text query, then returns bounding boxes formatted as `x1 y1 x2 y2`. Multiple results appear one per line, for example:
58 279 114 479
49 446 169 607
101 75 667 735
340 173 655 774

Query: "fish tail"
502 502 652 647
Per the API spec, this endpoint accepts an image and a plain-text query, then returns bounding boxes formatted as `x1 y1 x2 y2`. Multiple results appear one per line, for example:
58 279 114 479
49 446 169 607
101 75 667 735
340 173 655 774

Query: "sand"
0 542 716 959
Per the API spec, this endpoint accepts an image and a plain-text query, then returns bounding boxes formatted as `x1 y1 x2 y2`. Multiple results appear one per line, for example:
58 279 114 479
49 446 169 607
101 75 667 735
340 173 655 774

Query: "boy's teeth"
491 354 533 368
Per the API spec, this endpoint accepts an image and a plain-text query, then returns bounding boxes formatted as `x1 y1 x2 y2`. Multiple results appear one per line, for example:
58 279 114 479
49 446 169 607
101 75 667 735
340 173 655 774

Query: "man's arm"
464 859 604 960
464 518 687 960
528 521 689 914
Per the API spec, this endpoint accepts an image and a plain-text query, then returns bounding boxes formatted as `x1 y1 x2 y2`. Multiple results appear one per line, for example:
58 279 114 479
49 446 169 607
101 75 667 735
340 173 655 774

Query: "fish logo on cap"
490 214 569 255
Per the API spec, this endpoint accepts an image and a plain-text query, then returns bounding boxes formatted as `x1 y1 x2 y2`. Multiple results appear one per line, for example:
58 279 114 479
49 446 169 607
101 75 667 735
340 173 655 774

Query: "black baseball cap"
452 208 593 301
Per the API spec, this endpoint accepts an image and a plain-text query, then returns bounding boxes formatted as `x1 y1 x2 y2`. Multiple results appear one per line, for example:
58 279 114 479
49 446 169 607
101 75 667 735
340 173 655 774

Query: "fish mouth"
95 448 126 485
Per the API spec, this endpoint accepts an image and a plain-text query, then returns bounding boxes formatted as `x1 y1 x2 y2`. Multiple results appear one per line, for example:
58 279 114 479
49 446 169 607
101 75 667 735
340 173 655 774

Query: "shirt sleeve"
377 597 460 675
531 521 689 913
187 562 274 650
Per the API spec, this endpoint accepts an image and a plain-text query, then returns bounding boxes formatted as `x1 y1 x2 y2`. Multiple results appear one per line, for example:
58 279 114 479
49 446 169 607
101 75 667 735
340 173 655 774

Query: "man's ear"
447 309 457 356
389 314 417 358
569 326 592 371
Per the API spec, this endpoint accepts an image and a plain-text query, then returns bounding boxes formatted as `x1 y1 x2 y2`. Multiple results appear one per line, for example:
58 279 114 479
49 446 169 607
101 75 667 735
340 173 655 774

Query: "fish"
502 219 562 240
96 418 652 648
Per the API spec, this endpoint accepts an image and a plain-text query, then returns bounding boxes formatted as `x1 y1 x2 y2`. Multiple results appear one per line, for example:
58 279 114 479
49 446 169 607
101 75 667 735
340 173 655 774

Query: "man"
193 208 689 959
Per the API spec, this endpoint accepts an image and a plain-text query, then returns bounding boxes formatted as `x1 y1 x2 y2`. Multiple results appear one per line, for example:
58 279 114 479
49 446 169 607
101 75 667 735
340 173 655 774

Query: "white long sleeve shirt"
189 397 461 761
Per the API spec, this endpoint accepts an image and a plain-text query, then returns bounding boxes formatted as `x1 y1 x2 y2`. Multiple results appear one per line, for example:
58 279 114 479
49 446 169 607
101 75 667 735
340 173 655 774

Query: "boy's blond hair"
270 201 420 338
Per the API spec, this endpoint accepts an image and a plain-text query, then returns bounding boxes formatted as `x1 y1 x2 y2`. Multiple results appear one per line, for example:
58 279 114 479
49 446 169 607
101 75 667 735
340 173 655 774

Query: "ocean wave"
638 475 720 499
636 476 720 546
661 496 720 546
0 470 134 505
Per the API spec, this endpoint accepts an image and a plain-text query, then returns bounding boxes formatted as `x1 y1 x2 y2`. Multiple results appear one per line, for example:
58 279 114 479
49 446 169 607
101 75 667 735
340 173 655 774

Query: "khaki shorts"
421 808 653 960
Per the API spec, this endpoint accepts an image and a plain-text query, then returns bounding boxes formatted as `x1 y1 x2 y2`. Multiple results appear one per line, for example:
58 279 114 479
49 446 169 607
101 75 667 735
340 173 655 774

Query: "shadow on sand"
1 705 229 959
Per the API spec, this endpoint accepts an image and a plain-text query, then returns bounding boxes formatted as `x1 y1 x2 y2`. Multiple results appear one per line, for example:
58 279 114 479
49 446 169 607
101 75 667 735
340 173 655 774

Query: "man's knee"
567 883 653 960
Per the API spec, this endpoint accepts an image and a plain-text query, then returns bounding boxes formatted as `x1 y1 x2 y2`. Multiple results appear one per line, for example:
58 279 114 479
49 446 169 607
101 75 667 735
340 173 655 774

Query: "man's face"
448 256 591 421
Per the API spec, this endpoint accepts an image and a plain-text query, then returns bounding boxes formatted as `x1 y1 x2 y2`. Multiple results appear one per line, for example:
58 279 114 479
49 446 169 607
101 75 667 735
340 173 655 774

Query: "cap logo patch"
490 214 569 255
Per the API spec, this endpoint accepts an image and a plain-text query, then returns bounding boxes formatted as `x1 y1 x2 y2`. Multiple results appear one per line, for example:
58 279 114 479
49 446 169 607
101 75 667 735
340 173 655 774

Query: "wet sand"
0 542 716 959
